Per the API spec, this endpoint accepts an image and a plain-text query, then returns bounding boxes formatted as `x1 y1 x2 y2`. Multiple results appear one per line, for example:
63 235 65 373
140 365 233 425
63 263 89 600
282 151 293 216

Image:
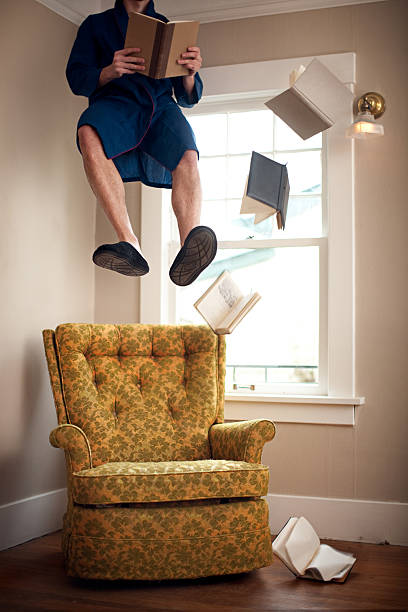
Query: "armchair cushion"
72 459 269 504
210 419 276 463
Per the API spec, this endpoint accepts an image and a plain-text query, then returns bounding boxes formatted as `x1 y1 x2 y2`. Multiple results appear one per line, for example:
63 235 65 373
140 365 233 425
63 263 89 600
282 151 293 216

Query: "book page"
289 64 306 87
285 516 320 575
194 272 243 331
217 294 252 331
272 518 300 575
305 544 356 582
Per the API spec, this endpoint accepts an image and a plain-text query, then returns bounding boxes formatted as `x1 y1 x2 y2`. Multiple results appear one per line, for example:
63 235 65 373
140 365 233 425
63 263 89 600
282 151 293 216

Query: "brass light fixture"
346 92 386 139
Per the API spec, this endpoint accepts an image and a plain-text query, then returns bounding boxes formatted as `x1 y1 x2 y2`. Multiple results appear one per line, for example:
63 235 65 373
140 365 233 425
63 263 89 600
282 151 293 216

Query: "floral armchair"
43 323 275 580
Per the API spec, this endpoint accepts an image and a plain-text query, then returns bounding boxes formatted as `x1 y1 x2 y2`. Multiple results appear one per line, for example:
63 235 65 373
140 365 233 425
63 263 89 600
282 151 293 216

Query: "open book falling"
194 270 261 335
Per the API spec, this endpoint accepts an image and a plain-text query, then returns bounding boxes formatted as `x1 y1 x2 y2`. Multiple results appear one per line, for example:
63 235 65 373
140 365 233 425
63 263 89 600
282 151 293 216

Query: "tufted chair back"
45 324 226 466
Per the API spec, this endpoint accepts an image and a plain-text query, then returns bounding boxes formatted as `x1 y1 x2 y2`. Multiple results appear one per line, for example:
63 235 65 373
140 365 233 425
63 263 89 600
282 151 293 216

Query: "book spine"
154 23 175 79
277 169 284 229
151 21 165 78
292 86 333 126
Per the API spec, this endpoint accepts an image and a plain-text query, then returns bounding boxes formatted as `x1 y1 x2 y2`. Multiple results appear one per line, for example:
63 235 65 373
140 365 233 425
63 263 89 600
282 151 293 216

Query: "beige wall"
0 0 96 505
198 0 408 503
94 183 141 323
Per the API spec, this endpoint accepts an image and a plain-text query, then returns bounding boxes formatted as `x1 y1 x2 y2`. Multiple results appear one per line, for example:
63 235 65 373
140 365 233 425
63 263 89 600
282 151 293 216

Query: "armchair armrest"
209 419 275 464
49 424 92 472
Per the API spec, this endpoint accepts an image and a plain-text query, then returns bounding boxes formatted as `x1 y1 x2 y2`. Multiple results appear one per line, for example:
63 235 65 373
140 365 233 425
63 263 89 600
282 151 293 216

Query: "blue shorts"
78 95 198 189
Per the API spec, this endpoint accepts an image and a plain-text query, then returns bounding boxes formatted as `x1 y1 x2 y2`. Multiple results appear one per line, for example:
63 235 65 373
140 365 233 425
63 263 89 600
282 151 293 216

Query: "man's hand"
99 48 145 87
178 46 202 99
177 46 202 76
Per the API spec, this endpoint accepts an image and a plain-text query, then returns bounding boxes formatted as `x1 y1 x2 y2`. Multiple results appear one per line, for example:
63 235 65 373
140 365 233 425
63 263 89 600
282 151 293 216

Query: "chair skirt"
62 497 273 580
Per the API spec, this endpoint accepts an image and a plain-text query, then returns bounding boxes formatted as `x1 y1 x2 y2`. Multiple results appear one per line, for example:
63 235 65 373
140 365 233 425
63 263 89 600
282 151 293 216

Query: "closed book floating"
241 151 290 230
265 58 353 139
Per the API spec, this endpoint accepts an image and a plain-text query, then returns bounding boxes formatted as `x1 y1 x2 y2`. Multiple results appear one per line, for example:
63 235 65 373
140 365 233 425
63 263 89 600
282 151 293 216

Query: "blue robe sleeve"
171 73 203 108
66 16 103 98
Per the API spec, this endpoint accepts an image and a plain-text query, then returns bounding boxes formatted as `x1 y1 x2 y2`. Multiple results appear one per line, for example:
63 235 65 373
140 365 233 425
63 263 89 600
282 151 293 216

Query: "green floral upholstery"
72 459 269 504
50 425 92 472
53 323 225 465
68 499 272 580
43 323 276 580
210 419 276 463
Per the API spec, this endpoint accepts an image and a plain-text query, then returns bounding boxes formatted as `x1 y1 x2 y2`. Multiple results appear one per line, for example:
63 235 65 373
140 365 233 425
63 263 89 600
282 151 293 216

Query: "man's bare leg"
78 125 142 253
171 150 202 246
169 150 217 286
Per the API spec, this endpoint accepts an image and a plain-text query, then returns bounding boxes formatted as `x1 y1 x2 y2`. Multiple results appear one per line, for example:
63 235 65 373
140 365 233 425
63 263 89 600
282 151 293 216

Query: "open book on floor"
125 12 199 79
194 270 261 335
241 151 290 230
272 516 356 582
265 58 353 139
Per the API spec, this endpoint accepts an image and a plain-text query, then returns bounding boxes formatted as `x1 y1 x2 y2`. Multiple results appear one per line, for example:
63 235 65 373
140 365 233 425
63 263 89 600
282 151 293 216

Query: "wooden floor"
0 532 407 611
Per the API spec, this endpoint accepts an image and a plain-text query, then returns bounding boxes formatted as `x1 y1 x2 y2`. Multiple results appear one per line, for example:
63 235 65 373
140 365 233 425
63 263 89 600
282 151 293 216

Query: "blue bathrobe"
66 0 203 188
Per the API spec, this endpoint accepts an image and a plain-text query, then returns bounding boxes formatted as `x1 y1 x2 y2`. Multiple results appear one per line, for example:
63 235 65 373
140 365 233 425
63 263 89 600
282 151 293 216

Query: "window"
169 107 327 395
140 53 363 424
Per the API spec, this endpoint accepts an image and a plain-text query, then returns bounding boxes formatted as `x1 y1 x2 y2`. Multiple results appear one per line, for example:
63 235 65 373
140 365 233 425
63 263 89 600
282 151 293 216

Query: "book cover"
194 270 261 335
125 12 199 79
158 21 200 79
265 58 353 139
241 151 290 230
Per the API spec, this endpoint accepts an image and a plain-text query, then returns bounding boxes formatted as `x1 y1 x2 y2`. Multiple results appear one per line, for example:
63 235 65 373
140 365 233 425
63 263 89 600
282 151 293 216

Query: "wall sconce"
346 92 385 139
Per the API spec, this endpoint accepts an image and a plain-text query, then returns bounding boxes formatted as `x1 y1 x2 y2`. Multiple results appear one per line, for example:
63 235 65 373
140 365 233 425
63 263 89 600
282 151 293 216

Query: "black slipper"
92 242 149 276
169 226 217 286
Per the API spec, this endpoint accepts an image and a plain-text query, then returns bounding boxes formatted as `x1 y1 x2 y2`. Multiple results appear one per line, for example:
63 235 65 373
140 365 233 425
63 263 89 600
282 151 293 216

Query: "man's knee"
175 149 198 173
78 125 101 157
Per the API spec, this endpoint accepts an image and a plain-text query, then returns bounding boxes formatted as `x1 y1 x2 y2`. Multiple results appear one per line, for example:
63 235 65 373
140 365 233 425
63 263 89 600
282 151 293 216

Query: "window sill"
224 394 365 425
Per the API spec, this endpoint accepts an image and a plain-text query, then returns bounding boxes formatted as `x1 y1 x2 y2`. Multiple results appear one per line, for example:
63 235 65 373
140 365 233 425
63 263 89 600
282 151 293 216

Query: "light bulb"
346 111 384 139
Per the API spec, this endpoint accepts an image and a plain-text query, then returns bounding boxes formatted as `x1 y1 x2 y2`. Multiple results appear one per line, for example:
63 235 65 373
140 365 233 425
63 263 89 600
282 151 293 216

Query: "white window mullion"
140 185 170 325
326 106 355 397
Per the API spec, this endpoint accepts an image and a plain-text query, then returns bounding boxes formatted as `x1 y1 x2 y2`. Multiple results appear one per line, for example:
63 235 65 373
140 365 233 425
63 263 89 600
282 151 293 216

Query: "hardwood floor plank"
0 532 407 611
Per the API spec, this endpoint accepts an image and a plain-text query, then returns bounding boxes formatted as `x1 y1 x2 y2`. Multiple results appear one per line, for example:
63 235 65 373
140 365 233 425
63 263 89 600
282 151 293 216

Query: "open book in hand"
194 270 261 335
265 58 353 139
272 517 356 582
125 12 199 79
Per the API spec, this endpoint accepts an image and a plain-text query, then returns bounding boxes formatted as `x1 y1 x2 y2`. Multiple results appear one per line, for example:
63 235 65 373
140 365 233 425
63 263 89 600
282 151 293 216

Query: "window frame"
140 52 365 425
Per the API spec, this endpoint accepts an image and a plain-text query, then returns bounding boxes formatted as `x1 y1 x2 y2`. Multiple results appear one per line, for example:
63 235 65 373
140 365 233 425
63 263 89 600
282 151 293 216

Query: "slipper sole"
169 226 217 286
93 243 149 277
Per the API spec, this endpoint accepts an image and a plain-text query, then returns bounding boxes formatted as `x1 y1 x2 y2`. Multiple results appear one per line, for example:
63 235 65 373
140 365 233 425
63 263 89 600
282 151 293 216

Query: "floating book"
125 12 199 79
265 58 353 139
240 151 290 230
194 270 261 335
273 517 356 583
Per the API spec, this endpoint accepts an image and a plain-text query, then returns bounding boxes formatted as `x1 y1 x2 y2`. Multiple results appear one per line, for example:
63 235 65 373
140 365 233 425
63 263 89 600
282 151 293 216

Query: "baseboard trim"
0 488 67 551
267 493 408 545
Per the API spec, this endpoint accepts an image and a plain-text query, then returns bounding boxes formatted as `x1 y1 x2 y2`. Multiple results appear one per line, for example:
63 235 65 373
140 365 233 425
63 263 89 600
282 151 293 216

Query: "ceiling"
36 0 388 25
155 0 387 23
